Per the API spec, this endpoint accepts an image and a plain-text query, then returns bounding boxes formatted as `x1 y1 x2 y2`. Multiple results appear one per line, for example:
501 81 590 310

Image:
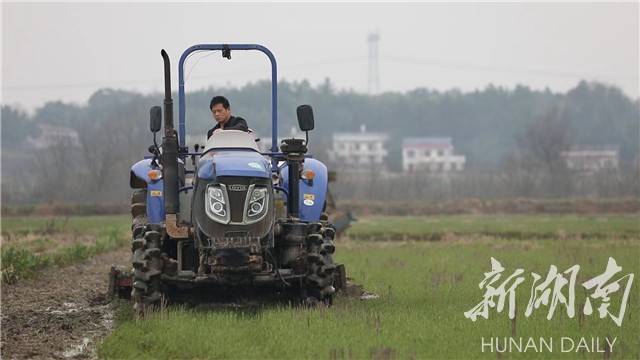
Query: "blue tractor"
127 44 346 312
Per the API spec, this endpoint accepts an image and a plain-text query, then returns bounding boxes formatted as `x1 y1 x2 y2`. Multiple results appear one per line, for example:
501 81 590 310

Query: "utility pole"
367 32 380 94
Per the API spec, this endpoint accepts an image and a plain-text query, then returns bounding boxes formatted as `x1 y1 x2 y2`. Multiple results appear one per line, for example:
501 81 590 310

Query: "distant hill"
2 80 638 170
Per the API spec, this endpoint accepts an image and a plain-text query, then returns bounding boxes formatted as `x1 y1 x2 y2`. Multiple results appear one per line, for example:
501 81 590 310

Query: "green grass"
0 215 130 283
346 214 640 240
1 215 130 234
1 227 128 283
2 214 638 358
99 235 640 359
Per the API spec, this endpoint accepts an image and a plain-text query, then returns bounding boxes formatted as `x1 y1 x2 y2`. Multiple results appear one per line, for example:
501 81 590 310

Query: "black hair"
209 96 230 110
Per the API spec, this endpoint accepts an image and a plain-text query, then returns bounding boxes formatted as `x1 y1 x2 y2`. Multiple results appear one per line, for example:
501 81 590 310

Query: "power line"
381 55 637 81
5 54 634 93
3 56 367 91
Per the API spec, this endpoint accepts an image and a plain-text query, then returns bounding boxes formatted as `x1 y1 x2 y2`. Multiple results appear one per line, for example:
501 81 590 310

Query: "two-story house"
402 137 466 172
561 146 619 173
327 125 388 168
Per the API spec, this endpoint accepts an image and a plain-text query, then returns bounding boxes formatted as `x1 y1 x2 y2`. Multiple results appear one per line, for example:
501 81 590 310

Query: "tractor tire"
129 190 163 314
131 189 148 240
305 213 337 305
131 228 163 314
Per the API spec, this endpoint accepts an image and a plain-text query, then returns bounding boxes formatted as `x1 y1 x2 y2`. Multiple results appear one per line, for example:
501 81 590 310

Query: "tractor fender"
281 158 328 221
130 159 165 224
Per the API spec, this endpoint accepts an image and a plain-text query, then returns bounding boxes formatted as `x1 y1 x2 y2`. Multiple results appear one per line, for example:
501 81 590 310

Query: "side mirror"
150 106 162 133
296 105 315 132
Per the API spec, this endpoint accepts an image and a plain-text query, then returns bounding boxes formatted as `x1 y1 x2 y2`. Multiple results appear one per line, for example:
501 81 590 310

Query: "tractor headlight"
246 186 268 223
205 185 230 224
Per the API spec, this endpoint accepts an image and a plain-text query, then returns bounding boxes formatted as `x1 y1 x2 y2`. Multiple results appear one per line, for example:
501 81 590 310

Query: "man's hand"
213 128 223 134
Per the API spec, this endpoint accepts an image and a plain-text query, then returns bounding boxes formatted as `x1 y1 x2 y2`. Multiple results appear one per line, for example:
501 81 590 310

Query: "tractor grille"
193 176 274 242
219 176 251 223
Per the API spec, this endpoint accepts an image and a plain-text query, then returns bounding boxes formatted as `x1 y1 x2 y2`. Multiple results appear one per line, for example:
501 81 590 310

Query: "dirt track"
1 246 130 359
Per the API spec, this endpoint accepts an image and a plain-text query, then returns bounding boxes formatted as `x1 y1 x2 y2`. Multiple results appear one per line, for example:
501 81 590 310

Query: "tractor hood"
197 150 271 180
197 130 270 180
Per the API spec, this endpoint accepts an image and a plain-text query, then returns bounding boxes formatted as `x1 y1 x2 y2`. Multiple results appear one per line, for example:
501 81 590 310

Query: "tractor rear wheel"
131 227 164 314
131 189 148 239
305 213 337 305
129 189 163 314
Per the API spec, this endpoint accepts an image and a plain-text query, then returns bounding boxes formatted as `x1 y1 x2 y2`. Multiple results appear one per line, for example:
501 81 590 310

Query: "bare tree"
33 142 80 202
75 103 149 203
77 122 118 195
519 107 570 175
500 153 539 197
514 107 574 197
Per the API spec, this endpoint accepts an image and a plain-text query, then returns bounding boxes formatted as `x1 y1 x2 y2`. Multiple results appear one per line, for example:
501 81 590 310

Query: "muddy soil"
1 246 130 359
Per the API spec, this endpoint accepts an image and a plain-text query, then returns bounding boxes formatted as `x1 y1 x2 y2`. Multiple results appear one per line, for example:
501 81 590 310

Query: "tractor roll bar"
178 44 278 157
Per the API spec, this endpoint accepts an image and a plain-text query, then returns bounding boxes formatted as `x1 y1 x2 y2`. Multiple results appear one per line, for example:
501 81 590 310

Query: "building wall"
402 145 465 172
562 150 619 172
328 134 388 167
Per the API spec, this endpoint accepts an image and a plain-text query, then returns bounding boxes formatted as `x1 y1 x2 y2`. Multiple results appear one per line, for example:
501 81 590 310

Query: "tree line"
1 80 638 205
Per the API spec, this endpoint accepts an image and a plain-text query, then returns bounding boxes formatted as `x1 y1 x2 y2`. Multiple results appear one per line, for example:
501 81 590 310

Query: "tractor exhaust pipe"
161 50 174 130
160 49 179 215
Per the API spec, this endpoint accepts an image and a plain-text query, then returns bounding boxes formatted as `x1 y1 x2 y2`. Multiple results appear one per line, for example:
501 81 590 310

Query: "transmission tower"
367 32 380 94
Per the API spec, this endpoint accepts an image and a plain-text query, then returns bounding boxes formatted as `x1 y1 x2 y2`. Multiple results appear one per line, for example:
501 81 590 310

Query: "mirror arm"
151 132 160 167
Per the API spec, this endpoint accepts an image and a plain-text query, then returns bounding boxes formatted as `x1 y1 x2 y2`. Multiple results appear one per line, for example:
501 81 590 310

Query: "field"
1 216 130 282
1 214 638 359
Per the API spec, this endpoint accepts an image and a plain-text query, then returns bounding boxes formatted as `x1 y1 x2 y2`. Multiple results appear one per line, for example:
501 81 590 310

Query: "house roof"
333 132 388 141
561 145 620 158
566 145 620 153
402 137 452 149
561 151 619 158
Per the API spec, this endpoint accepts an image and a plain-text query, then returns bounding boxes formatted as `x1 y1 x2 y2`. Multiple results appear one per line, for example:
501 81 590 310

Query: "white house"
402 137 466 172
26 124 81 149
561 146 619 172
327 125 388 168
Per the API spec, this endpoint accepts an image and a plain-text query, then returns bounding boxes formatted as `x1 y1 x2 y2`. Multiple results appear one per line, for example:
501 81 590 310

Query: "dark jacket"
207 116 249 139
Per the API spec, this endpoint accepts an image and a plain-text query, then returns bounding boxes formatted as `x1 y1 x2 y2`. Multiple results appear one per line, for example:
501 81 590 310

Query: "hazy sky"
2 2 638 112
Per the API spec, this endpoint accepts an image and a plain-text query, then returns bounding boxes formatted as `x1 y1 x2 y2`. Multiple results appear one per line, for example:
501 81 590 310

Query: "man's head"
210 96 231 124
